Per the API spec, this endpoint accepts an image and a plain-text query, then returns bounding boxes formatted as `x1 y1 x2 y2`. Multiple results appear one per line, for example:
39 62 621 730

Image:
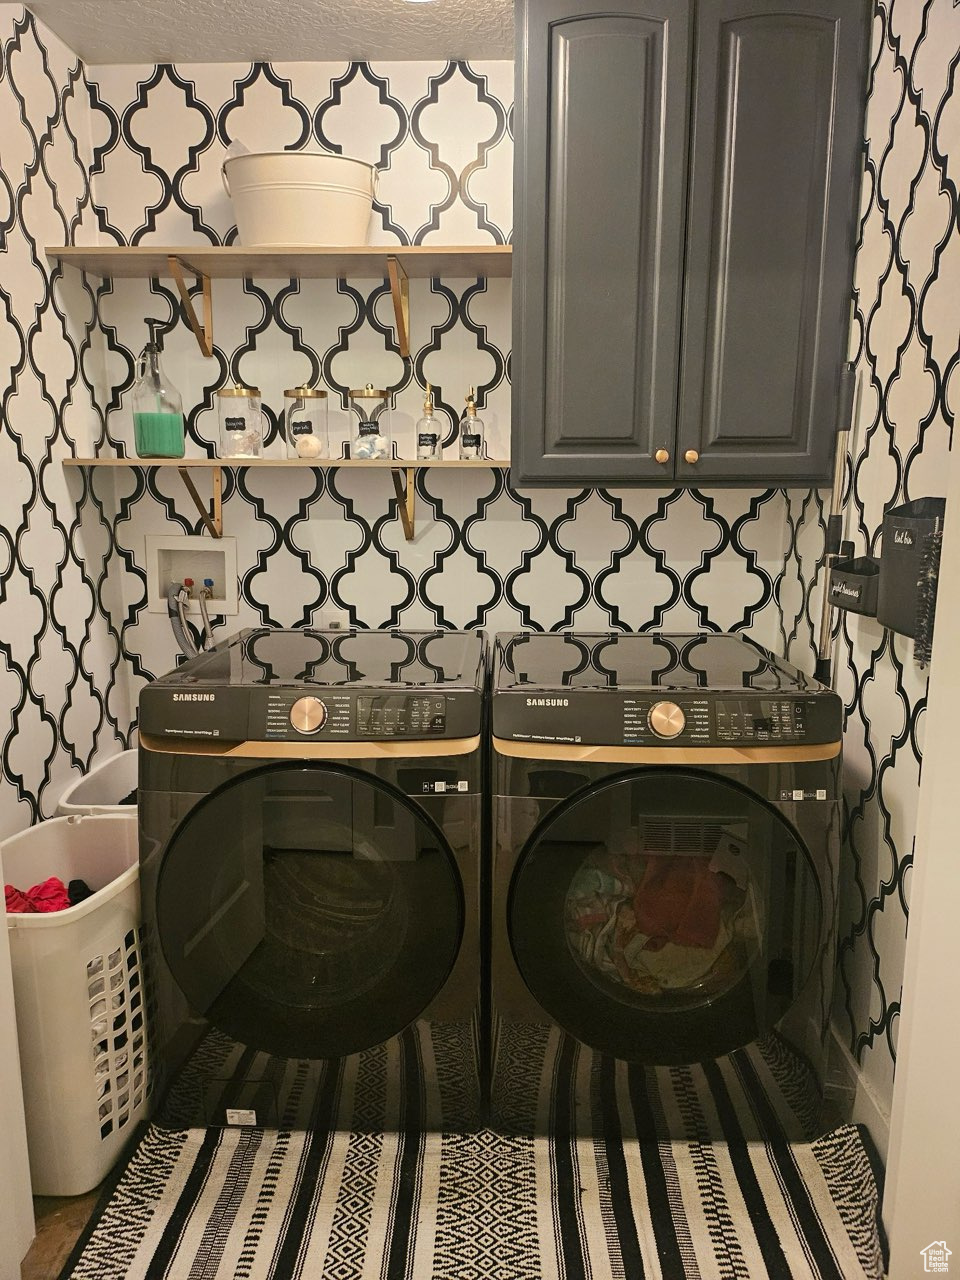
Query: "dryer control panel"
492 691 842 747
714 698 810 744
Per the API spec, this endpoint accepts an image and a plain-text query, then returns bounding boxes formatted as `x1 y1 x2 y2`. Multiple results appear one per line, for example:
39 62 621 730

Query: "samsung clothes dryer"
490 631 842 1135
138 627 487 1132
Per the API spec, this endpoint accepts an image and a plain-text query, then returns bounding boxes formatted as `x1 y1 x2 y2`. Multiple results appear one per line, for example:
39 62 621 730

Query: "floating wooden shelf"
46 245 513 280
63 456 511 542
62 458 510 468
47 244 512 360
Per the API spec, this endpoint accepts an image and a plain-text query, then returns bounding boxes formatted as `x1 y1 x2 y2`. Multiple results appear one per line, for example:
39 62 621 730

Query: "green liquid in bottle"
134 410 185 459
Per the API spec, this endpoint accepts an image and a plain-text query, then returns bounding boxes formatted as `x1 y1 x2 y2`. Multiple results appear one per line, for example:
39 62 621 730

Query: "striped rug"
62 1027 886 1280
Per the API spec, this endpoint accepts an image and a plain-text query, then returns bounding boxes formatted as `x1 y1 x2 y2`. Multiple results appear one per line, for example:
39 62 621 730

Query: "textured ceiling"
29 0 515 64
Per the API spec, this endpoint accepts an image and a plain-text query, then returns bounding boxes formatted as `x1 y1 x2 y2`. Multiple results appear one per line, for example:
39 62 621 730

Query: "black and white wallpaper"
78 52 808 691
2 0 953 1141
0 9 815 837
820 0 956 1126
0 5 127 840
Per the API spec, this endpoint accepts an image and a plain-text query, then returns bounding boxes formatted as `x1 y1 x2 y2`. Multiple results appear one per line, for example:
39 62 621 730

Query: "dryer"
490 631 842 1135
138 626 486 1132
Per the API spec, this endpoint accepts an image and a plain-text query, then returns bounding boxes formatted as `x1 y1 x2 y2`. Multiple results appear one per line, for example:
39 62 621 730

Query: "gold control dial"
655 448 670 464
648 700 686 739
684 449 700 464
289 696 327 734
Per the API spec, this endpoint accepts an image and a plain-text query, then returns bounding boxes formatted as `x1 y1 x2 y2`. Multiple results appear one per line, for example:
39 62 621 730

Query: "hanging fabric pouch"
829 556 879 617
876 497 946 637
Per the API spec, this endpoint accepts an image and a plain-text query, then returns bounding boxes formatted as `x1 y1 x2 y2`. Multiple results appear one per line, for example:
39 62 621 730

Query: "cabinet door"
512 0 691 485
676 0 866 484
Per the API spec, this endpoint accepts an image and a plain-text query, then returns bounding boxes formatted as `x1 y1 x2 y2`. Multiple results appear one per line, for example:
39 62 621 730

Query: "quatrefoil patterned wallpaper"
1 0 956 1131
81 50 805 686
824 0 959 1127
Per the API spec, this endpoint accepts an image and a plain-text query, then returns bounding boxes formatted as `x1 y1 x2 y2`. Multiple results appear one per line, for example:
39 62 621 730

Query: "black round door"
509 769 823 1064
156 762 463 1058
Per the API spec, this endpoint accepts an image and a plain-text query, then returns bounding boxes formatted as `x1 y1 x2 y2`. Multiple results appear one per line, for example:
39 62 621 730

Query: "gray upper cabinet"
512 0 692 484
512 0 867 487
676 0 865 483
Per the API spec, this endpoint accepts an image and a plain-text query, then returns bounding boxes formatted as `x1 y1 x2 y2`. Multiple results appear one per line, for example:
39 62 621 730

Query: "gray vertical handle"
836 361 857 434
816 360 859 683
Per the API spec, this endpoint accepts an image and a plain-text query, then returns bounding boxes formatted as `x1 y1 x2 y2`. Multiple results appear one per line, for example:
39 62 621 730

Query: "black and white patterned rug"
61 1027 886 1280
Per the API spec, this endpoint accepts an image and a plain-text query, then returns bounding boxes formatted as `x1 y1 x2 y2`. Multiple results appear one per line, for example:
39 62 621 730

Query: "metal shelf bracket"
390 466 416 541
178 464 223 538
386 256 410 358
168 255 214 357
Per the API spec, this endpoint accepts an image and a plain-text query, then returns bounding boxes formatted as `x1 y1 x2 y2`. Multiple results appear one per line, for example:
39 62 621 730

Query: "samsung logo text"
526 697 569 707
173 693 216 702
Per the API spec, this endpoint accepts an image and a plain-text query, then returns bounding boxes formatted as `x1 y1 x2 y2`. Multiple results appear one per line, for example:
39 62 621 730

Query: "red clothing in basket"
4 877 71 913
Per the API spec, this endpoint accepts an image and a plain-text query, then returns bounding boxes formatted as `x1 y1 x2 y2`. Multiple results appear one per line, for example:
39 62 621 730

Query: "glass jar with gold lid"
349 384 392 459
283 384 328 459
217 382 262 459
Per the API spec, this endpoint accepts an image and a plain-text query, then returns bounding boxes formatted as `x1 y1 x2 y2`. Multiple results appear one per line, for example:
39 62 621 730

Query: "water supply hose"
198 579 215 648
166 581 199 659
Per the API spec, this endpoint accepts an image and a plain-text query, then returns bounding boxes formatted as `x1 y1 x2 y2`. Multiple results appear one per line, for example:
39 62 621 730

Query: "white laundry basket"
56 748 138 816
1 814 150 1196
222 150 378 246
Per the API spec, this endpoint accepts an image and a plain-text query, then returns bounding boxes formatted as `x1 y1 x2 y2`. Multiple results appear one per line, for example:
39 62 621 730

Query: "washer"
139 626 487 1131
490 631 842 1132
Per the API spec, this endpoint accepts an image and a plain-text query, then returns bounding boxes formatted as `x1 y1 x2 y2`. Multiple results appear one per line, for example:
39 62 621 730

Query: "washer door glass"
157 762 463 1058
509 769 823 1064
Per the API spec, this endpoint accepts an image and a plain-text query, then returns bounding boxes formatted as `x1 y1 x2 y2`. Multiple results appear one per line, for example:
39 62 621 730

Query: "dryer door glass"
156 762 464 1058
509 769 824 1064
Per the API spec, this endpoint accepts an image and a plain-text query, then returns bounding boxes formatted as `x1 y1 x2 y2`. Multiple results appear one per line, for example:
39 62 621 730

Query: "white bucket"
223 151 379 247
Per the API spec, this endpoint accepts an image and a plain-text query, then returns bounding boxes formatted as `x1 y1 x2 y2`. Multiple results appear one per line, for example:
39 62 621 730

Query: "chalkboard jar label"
291 420 314 437
224 416 246 432
359 421 379 437
462 433 481 449
418 433 439 448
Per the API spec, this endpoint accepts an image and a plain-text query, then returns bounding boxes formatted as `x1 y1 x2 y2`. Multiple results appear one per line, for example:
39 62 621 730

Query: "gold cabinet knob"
684 449 700 464
655 448 670 464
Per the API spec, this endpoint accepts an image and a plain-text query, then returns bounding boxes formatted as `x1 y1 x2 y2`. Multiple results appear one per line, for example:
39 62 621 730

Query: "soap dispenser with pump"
416 382 442 461
132 320 185 459
459 387 484 460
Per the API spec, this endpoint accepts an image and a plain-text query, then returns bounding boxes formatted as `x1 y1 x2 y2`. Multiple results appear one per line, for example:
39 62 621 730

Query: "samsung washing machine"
138 626 487 1132
490 631 842 1136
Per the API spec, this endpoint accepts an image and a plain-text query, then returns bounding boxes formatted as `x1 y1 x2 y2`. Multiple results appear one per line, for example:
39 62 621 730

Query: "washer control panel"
262 691 350 740
357 694 447 737
139 636 482 742
255 691 451 740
